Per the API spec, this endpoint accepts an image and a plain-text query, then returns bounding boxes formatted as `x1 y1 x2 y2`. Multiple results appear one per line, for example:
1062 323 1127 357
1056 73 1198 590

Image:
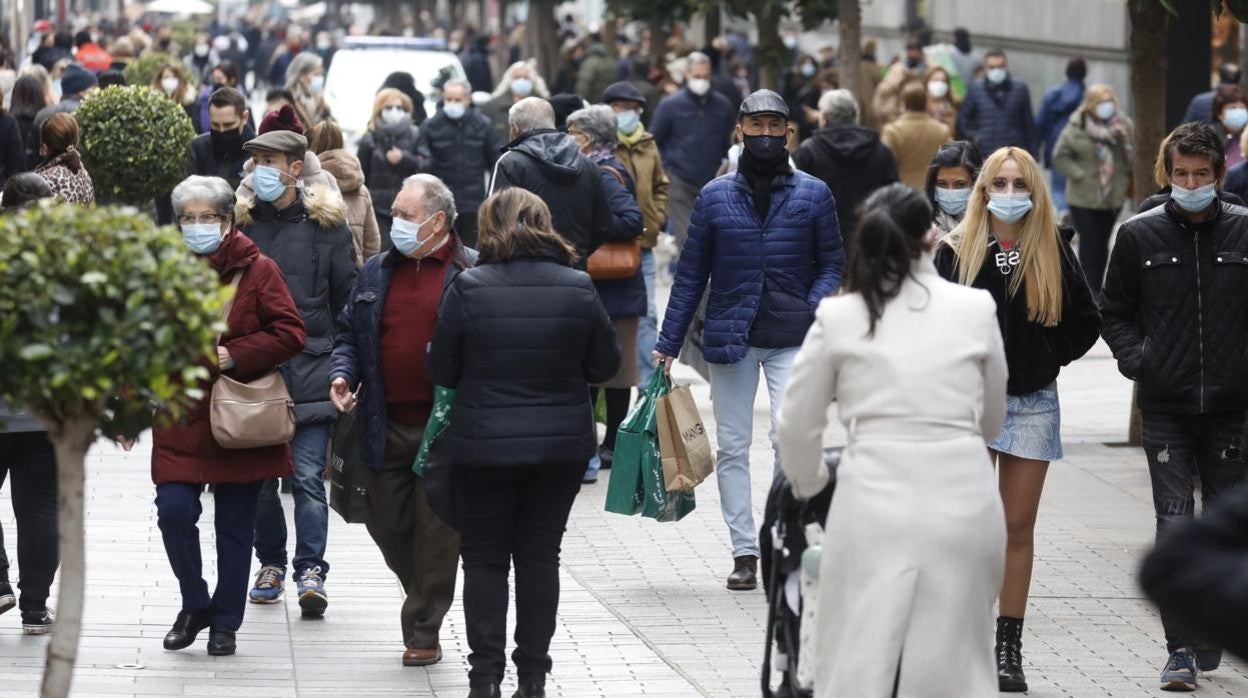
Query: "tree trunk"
603 0 620 59
704 2 722 43
755 4 784 91
837 0 862 102
1127 0 1169 447
38 417 96 698
647 8 665 72
525 0 560 81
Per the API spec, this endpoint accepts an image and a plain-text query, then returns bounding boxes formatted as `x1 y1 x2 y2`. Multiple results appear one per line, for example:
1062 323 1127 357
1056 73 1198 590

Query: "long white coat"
778 255 1008 698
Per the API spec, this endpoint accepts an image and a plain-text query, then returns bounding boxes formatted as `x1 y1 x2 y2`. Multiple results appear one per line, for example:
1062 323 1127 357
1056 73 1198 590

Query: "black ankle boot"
995 616 1028 692
466 685 501 698
512 683 546 698
163 609 213 651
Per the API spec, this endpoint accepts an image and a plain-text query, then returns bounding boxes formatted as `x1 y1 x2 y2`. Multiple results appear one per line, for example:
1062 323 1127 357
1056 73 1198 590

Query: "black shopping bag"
329 408 369 524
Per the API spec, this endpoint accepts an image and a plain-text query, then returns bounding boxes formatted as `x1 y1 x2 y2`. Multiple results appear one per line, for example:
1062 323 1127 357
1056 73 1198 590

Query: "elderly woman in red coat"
152 175 306 657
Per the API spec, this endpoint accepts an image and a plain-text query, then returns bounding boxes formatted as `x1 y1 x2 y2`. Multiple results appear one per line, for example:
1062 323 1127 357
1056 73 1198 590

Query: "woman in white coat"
778 183 1009 697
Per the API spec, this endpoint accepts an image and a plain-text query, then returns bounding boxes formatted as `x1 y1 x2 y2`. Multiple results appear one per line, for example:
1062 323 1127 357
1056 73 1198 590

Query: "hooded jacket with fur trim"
237 184 358 425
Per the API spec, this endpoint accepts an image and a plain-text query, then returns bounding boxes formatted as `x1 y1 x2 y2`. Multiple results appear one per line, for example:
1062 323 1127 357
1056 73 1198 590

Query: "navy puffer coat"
655 170 845 364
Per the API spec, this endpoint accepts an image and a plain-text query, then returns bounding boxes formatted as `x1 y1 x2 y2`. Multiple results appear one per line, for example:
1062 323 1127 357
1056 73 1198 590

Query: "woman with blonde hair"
308 119 381 265
357 87 420 247
285 52 330 129
924 65 961 132
1052 83 1134 299
935 146 1100 693
428 187 618 698
34 112 93 204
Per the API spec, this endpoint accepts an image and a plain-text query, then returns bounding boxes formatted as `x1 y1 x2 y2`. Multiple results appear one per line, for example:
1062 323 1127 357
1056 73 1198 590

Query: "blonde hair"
1082 83 1117 113
1154 132 1172 188
369 87 413 131
940 147 1065 327
308 119 344 154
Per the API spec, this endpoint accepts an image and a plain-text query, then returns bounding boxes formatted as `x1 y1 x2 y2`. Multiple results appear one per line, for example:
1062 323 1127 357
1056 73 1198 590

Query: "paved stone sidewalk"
2 336 1247 696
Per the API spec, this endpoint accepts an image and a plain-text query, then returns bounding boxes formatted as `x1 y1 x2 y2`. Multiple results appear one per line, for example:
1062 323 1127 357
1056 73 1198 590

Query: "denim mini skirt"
989 382 1063 462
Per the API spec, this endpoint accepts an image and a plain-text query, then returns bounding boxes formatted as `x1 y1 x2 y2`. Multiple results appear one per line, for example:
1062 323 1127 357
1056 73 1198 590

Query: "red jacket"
151 231 307 485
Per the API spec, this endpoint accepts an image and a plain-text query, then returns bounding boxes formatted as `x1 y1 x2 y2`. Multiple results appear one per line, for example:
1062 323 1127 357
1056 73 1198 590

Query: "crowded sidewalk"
1 297 1245 697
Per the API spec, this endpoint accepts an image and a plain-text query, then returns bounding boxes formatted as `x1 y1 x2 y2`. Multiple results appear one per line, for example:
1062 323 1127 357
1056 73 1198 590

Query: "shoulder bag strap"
215 270 245 346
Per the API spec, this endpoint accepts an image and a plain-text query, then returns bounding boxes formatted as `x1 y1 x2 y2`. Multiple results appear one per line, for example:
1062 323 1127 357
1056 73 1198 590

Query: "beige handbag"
210 270 297 449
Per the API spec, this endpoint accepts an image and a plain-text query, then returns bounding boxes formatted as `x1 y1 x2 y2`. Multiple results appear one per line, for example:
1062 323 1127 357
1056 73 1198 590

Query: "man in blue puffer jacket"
653 90 844 592
958 49 1036 159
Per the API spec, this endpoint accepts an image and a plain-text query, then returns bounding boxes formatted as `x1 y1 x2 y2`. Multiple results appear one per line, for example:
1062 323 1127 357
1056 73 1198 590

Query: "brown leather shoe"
726 555 758 591
403 645 442 666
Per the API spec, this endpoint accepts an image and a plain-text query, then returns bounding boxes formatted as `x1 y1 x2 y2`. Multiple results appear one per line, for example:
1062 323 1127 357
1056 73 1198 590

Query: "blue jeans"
636 249 658 389
1050 168 1068 214
707 346 799 558
157 481 262 630
253 423 331 577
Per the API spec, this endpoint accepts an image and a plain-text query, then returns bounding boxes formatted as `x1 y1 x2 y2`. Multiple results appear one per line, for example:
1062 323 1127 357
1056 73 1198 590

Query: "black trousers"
454 463 583 686
0 432 59 613
1069 205 1117 299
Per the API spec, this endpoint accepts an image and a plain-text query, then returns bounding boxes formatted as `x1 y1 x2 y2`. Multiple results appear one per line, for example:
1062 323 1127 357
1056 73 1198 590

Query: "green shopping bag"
604 364 696 522
413 386 455 476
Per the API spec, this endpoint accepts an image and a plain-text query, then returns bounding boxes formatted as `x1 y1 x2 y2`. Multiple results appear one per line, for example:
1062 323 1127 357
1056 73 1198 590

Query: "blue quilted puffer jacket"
655 170 844 364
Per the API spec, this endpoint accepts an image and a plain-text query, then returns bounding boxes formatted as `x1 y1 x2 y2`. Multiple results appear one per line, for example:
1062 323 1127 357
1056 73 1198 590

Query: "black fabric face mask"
211 128 243 156
742 134 788 165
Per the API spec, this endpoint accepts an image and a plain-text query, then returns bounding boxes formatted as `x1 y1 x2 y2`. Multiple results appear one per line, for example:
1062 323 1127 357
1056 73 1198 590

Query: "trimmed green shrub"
0 201 224 696
76 85 196 206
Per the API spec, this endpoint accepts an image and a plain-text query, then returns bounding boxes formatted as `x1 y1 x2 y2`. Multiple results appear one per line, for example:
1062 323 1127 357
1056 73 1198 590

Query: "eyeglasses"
178 213 224 225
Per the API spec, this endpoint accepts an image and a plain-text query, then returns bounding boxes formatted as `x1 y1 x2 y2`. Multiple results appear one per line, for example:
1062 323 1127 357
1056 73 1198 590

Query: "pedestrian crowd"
0 11 1247 698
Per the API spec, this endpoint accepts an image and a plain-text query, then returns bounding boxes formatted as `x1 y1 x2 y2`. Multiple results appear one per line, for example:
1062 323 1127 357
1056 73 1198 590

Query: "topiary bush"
122 51 198 90
76 85 196 206
0 201 225 697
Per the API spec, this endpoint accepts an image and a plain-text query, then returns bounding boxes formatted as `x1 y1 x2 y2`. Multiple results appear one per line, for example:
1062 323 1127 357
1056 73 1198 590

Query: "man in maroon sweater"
330 174 474 667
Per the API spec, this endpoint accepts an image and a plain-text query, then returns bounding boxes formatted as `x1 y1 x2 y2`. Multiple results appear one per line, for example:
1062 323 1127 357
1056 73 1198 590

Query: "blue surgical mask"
934 187 971 216
1095 101 1116 121
987 192 1033 224
308 75 325 95
1224 107 1248 131
253 165 290 202
1170 182 1218 213
390 213 438 256
511 77 534 97
443 102 466 120
800 63 816 78
987 67 1008 85
182 223 223 255
616 109 640 134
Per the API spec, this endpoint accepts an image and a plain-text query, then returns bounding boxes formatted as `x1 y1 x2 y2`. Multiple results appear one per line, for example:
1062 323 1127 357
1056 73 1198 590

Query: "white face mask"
161 76 180 95
687 78 711 96
927 80 949 99
382 106 408 125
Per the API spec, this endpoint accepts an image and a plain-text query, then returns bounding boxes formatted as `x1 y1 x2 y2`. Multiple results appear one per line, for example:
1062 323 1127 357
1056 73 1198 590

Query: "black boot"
207 626 236 656
163 609 213 651
512 683 546 698
996 616 1028 692
466 685 501 698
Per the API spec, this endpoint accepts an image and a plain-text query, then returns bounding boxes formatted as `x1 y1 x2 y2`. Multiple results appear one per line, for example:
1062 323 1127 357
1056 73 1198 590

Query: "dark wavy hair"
924 140 983 219
845 184 933 337
1164 121 1228 179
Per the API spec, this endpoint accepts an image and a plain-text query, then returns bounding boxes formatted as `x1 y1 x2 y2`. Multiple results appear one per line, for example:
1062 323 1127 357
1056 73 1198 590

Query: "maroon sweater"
380 242 453 425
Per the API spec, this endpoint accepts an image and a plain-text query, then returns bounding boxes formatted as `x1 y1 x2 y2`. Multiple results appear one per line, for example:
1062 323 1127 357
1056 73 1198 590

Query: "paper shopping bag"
656 383 715 492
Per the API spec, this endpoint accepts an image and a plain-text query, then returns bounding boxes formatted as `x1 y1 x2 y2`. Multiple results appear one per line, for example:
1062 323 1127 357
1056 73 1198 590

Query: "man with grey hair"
649 51 735 253
329 173 474 668
489 96 611 266
415 78 499 246
795 88 898 235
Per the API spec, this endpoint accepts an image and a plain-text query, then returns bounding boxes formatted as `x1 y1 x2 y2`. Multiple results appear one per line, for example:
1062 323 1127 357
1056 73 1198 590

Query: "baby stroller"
760 447 840 698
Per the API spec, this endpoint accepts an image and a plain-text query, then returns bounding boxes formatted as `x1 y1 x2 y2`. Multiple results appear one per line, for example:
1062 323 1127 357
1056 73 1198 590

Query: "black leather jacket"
1101 200 1248 414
